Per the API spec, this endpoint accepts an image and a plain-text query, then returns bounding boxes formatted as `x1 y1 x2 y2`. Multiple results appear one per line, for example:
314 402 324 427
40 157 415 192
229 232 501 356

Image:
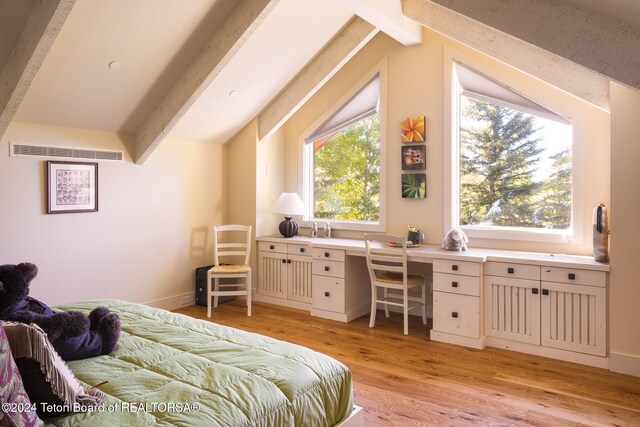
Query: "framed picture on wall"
401 173 426 199
46 161 98 214
401 116 426 142
401 145 426 170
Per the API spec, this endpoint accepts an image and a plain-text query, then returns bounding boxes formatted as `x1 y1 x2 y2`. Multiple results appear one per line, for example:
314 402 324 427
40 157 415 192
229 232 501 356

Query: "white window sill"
460 225 580 244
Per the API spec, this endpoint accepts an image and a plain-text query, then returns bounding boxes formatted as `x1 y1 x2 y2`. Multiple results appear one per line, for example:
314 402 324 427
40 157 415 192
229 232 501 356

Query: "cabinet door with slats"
540 282 606 356
484 276 540 345
258 252 287 298
287 254 313 303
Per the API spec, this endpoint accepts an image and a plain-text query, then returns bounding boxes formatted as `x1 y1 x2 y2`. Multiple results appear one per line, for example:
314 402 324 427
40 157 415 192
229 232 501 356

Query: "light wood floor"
174 301 640 426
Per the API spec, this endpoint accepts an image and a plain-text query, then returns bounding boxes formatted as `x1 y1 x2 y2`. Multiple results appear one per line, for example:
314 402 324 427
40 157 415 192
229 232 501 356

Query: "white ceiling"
7 0 353 144
1 0 638 150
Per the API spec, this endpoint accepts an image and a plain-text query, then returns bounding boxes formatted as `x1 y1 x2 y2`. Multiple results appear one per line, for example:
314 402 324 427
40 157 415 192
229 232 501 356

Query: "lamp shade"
271 193 305 216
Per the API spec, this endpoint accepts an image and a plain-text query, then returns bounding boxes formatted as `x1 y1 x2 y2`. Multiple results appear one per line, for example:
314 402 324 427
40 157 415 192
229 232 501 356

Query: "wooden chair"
364 233 427 335
207 225 252 317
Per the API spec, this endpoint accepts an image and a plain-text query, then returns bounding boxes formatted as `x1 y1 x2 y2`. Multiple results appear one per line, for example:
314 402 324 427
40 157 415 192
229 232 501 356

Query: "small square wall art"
401 145 426 170
401 173 426 199
401 116 426 143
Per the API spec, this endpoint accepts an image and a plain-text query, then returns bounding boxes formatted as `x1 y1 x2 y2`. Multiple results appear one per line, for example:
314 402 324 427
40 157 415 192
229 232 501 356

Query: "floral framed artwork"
401 173 426 199
46 161 98 214
401 145 426 170
401 116 426 142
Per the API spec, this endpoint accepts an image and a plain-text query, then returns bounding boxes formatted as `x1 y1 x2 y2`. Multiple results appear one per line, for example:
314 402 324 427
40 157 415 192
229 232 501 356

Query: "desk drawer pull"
324 291 330 297
324 252 330 258
452 312 458 318
568 273 576 280
542 289 549 295
508 267 514 274
299 248 305 253
451 281 458 288
269 245 274 250
532 288 539 294
324 266 330 272
452 265 458 271
281 259 286 264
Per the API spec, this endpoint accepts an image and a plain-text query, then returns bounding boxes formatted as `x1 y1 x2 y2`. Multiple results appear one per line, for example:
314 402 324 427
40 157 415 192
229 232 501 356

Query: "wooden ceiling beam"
343 0 422 46
133 0 279 164
258 17 378 142
402 0 611 110
0 0 76 139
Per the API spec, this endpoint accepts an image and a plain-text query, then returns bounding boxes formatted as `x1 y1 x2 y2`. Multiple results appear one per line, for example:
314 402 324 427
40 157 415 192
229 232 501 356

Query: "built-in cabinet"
484 261 607 359
256 236 610 368
431 259 484 349
257 242 312 307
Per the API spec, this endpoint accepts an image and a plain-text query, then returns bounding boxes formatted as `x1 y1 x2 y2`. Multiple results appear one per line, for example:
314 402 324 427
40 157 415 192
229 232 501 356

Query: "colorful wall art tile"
401 173 426 199
401 145 426 170
401 116 426 142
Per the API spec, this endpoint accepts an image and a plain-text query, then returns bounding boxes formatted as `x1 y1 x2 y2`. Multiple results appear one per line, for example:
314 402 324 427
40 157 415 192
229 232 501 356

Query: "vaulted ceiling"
1 0 638 164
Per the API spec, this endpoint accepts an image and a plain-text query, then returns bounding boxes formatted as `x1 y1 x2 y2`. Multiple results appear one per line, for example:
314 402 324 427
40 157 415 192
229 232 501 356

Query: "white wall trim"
610 352 640 378
143 292 195 311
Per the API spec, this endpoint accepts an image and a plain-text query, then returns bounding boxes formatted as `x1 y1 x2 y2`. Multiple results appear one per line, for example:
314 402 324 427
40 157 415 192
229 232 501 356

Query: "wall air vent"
10 142 124 161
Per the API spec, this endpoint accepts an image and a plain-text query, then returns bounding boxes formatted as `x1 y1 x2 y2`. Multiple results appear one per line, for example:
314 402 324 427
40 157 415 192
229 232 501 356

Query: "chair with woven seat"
364 233 427 335
207 225 252 317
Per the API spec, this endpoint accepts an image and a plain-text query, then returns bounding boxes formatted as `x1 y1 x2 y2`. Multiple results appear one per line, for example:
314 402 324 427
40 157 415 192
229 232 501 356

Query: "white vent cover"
10 142 124 161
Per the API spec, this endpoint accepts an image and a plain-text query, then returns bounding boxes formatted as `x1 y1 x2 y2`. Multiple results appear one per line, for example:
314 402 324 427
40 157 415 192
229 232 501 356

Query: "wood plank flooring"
174 301 640 426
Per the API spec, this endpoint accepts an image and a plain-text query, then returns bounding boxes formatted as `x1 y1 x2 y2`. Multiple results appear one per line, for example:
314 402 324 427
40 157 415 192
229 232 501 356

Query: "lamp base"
279 217 298 238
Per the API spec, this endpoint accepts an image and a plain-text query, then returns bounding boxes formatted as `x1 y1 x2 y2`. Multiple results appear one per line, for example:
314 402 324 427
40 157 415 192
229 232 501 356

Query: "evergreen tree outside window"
454 62 573 235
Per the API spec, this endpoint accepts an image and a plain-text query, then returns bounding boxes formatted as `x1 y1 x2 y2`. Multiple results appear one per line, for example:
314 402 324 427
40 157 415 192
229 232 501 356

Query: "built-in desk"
256 235 610 368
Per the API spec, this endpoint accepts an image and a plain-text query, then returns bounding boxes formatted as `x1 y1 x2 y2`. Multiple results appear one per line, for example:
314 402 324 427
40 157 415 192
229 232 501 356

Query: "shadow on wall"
190 226 210 260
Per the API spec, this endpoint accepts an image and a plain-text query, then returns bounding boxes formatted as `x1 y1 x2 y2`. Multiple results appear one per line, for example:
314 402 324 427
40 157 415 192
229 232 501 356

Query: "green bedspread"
44 300 353 426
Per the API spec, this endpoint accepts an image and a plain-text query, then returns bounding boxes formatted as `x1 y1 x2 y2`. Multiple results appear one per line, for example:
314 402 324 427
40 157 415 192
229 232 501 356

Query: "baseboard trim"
144 292 195 311
610 352 640 377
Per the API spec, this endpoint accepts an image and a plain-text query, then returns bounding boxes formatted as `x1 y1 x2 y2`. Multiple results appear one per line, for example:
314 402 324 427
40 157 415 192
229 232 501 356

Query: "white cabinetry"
485 261 607 361
431 259 484 349
257 241 312 309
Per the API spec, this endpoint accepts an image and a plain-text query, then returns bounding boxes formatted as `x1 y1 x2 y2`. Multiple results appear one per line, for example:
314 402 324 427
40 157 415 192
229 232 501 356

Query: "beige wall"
279 29 610 255
0 122 224 309
609 82 640 376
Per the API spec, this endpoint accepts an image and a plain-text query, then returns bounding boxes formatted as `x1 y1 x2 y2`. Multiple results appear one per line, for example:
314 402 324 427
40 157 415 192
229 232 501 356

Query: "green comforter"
45 300 353 426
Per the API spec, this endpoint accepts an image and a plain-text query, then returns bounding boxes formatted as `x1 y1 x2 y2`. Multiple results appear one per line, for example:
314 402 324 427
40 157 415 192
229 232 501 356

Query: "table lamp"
272 192 306 238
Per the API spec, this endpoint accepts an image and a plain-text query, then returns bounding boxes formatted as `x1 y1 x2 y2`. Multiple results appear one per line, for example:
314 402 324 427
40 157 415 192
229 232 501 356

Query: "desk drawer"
433 272 480 296
288 244 310 256
258 241 287 254
313 260 345 278
433 292 480 338
541 267 606 288
312 247 346 262
312 276 345 313
434 259 481 277
485 262 540 280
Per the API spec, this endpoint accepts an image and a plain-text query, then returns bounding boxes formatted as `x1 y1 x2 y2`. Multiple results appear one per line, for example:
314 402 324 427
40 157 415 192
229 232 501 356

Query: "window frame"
300 60 387 232
444 48 583 244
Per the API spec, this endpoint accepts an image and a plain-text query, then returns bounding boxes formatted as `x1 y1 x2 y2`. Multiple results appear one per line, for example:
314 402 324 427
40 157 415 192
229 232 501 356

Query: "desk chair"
207 225 252 317
364 233 427 335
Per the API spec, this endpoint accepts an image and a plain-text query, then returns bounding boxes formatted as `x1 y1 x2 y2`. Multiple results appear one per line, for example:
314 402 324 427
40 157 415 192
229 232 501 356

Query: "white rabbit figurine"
443 227 468 251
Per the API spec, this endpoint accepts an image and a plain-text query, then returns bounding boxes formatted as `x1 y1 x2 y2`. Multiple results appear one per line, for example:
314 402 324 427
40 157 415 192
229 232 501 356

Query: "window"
303 71 385 230
450 61 574 240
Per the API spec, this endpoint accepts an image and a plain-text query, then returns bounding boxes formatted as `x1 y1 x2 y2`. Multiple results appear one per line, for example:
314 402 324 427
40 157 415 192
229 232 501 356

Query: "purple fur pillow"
0 321 42 427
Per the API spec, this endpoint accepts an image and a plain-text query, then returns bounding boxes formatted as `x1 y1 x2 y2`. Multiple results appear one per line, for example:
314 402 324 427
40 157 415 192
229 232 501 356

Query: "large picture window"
452 62 573 239
303 72 384 229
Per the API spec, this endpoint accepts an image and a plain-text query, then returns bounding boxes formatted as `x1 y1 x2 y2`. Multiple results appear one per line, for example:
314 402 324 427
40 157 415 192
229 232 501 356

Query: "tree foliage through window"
460 97 572 229
313 114 380 221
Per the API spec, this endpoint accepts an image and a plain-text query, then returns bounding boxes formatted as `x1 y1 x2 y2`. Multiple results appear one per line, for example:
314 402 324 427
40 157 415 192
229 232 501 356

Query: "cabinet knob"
324 291 330 297
281 259 286 264
287 259 292 264
269 245 274 250
507 267 514 274
452 265 458 271
300 248 305 253
324 252 330 258
324 266 330 272
452 281 458 288
568 273 576 280
452 312 458 318
542 289 549 295
532 288 539 294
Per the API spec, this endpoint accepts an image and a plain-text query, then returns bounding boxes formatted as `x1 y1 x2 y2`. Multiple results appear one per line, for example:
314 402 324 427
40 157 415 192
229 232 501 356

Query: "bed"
34 300 358 426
